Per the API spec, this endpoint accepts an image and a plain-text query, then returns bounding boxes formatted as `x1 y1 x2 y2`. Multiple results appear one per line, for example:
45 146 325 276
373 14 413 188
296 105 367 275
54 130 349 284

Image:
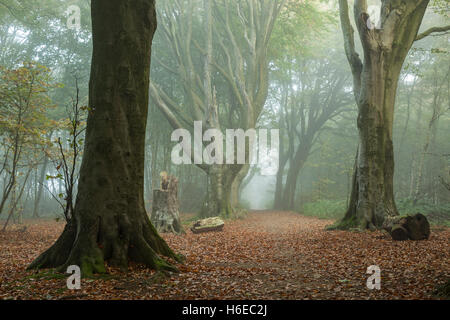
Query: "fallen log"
191 217 224 234
383 213 430 241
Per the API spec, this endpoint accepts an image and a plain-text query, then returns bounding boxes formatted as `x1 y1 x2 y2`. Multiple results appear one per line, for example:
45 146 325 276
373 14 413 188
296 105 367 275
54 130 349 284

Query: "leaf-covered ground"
0 211 449 300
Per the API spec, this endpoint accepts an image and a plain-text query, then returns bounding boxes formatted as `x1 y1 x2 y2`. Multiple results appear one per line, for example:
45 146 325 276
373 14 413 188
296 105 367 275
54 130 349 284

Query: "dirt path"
0 211 449 299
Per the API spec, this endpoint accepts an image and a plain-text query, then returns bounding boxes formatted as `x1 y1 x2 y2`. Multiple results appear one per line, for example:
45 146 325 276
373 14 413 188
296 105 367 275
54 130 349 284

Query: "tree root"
28 218 183 276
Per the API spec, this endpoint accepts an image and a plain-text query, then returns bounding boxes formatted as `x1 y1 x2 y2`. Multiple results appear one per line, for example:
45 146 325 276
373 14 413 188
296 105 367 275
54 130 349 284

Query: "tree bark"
28 0 182 275
384 213 430 241
351 62 400 229
32 153 49 218
334 0 430 230
281 142 311 210
201 165 239 218
151 175 185 235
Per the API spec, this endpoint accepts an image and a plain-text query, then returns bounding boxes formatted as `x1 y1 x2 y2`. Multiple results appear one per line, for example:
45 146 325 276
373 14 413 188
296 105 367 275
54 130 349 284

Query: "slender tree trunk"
33 154 49 218
413 128 432 204
413 68 446 204
0 163 17 217
274 116 289 210
273 165 285 209
29 0 182 275
3 169 31 231
409 154 417 198
150 141 159 190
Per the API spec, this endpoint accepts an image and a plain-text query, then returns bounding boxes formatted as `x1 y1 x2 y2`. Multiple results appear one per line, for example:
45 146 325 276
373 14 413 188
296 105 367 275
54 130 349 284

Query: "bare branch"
416 25 450 41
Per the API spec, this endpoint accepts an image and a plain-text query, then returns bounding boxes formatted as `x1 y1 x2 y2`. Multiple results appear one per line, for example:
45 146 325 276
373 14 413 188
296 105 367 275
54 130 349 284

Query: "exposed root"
130 235 179 273
28 217 183 276
27 222 76 270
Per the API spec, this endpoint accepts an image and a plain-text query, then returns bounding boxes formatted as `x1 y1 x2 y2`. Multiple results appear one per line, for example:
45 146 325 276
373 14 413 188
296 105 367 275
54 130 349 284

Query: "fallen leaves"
0 211 448 300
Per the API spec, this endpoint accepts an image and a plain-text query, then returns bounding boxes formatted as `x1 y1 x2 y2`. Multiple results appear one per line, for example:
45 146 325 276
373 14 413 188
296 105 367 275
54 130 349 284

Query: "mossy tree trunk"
201 164 240 218
334 0 431 230
28 0 182 276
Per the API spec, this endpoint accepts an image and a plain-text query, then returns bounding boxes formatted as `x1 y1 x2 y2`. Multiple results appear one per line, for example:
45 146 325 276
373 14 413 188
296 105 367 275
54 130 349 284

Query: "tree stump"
384 213 430 241
151 173 185 235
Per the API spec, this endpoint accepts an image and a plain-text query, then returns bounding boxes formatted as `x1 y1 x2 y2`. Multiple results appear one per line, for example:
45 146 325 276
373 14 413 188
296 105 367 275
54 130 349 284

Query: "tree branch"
415 25 450 41
338 0 363 99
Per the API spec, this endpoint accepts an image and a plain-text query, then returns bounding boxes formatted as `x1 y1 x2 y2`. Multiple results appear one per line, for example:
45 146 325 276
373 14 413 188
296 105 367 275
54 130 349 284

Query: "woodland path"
0 211 449 299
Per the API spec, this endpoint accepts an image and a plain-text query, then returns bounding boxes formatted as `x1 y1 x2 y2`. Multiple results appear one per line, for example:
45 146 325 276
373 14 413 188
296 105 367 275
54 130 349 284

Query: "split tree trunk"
341 63 400 229
334 0 429 230
28 0 182 275
201 165 240 218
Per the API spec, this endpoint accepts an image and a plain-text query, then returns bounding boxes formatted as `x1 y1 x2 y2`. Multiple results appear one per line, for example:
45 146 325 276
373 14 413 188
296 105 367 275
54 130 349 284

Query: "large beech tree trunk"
29 0 182 275
201 165 237 218
200 162 244 219
334 0 430 230
342 63 400 229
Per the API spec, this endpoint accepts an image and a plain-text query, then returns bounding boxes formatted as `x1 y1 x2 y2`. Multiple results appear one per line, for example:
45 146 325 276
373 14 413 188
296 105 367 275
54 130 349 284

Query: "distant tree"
150 0 286 217
0 62 57 220
273 58 352 210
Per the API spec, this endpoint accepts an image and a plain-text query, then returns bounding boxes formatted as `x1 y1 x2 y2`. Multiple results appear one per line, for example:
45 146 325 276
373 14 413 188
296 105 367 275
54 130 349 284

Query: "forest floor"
0 211 449 300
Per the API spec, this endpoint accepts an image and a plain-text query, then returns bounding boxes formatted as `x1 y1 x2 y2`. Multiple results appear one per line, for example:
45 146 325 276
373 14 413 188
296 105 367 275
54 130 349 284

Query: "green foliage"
0 62 61 220
326 214 358 231
396 198 450 227
0 62 59 145
270 0 337 63
301 199 346 220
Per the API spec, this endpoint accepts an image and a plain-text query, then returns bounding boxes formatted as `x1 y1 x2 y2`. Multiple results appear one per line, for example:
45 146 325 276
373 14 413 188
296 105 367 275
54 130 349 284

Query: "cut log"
150 174 185 235
391 225 409 241
191 217 224 234
384 213 430 241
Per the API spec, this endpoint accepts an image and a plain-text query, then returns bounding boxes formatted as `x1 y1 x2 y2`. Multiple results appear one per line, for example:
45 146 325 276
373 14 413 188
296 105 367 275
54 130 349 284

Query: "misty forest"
0 0 449 300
